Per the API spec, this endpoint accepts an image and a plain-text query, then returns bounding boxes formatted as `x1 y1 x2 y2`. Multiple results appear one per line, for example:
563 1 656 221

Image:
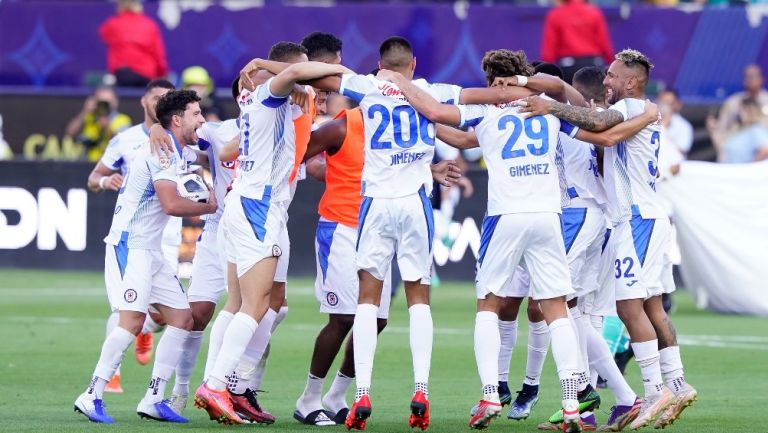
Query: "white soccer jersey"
602 98 666 222
559 128 607 207
231 77 295 201
100 124 151 173
339 74 461 198
458 102 564 215
104 139 197 250
197 119 238 222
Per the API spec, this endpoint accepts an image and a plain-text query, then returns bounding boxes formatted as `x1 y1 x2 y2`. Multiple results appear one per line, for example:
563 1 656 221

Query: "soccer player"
378 49 587 432
86 79 175 392
519 49 697 430
73 90 217 424
193 44 348 425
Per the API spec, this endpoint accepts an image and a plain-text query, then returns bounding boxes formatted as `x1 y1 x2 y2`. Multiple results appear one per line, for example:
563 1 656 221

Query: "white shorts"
274 200 291 284
104 244 189 313
475 212 573 301
610 214 672 301
315 218 392 319
502 265 531 298
562 207 606 299
188 218 227 304
582 227 616 317
356 188 434 284
222 188 285 278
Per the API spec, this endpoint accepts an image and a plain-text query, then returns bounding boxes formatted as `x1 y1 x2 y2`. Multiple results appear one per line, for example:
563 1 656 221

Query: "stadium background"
1 1 767 431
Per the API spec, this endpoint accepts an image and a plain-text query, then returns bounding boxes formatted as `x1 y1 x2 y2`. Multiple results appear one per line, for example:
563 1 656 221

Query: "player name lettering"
377 83 407 102
508 163 550 177
391 151 426 166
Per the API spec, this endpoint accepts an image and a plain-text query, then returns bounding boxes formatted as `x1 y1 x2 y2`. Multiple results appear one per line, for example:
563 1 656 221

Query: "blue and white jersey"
602 98 665 223
104 137 197 250
232 77 295 202
458 101 566 215
559 125 607 209
339 74 461 198
100 123 151 174
197 119 238 222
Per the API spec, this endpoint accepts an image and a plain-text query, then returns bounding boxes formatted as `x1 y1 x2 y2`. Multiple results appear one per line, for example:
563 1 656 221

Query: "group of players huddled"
75 31 697 432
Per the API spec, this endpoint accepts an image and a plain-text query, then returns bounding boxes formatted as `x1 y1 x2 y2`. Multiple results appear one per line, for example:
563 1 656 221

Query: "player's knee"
330 314 355 333
526 299 543 321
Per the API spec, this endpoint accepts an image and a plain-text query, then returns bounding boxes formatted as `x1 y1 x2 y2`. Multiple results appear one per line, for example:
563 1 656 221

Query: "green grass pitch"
1 269 766 432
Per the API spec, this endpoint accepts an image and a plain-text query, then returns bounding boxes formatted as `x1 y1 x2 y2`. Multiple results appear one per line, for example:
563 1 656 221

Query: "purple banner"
1 1 766 100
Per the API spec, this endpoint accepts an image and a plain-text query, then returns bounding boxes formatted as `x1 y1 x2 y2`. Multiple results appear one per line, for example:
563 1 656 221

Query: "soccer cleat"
232 388 276 424
137 398 189 423
653 384 697 429
542 385 602 426
538 413 597 431
168 394 187 415
193 383 245 425
329 407 350 424
628 387 674 430
597 398 641 431
469 399 502 429
135 332 154 365
294 409 336 426
562 400 582 433
498 381 512 406
508 384 539 420
104 374 123 393
74 393 114 424
409 390 430 430
345 395 372 431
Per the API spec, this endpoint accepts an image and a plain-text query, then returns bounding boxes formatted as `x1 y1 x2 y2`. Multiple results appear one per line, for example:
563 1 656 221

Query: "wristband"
98 176 108 190
515 75 528 87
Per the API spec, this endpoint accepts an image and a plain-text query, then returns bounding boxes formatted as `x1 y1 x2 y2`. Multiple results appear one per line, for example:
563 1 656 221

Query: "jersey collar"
165 129 184 157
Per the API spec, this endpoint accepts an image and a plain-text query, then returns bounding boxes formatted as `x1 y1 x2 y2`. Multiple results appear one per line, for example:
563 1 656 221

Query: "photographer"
65 86 131 161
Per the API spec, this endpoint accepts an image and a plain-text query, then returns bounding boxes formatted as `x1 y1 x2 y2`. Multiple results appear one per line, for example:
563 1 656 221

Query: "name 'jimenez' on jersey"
339 74 461 198
104 143 198 250
458 100 570 216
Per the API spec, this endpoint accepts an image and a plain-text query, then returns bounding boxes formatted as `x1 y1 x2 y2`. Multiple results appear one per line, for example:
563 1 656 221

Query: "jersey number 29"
499 115 549 159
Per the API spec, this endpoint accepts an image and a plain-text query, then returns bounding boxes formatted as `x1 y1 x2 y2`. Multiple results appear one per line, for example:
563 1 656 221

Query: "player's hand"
205 185 218 214
103 173 123 191
239 58 263 91
513 95 552 117
149 124 174 157
291 85 309 113
643 99 660 124
431 159 462 188
376 69 402 83
491 76 518 88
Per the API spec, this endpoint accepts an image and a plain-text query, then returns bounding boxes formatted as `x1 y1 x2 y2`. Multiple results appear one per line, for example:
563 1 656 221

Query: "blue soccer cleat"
508 384 539 420
137 399 189 423
74 393 115 424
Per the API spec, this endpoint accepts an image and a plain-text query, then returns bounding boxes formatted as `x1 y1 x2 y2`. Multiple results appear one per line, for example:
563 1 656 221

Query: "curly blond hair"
481 49 534 86
615 49 654 73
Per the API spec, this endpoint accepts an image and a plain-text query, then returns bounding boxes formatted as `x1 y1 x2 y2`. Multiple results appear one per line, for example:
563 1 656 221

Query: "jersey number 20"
498 115 549 159
368 104 435 149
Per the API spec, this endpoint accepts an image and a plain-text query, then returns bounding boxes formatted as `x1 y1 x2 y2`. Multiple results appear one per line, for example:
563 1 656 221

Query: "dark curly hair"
481 49 534 86
301 32 343 61
155 89 201 128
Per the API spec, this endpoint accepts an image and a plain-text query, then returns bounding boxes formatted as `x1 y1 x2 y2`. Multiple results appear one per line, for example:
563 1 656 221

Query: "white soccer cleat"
629 387 674 430
168 393 188 416
74 392 114 424
654 383 697 429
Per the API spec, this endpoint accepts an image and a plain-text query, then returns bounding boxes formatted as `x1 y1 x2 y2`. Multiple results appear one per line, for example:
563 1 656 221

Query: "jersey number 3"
499 115 549 159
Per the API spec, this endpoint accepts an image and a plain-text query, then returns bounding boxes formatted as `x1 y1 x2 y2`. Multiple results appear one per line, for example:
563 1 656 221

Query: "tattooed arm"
517 96 624 132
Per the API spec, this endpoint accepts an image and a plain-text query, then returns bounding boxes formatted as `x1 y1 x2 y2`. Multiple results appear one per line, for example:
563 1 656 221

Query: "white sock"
659 346 686 393
173 330 204 397
251 344 269 390
145 326 189 403
105 311 121 377
142 314 162 334
524 320 550 386
409 304 433 386
587 314 603 388
208 312 257 391
474 311 501 396
585 317 637 406
352 304 378 397
230 309 277 394
88 325 135 398
204 310 233 380
273 306 288 331
323 371 353 413
549 318 580 401
297 374 325 415
497 320 518 383
632 340 664 398
569 308 590 391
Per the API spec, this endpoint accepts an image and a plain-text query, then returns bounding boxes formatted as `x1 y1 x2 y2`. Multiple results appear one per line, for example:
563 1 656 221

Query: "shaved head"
378 36 416 78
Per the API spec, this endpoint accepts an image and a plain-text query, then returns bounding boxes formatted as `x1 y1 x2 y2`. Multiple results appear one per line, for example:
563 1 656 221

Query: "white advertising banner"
657 160 768 316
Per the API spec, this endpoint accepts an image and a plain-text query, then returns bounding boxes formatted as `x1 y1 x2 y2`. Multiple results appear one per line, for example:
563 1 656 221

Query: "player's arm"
573 100 659 147
305 154 326 182
468 73 566 103
155 180 217 217
87 162 122 192
240 58 352 92
516 95 624 132
436 124 479 149
305 114 347 160
379 70 461 125
220 135 240 162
